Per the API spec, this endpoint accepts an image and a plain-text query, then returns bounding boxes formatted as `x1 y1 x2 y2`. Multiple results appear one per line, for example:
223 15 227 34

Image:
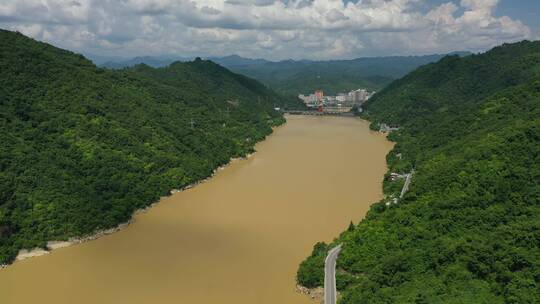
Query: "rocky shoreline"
296 285 324 303
14 221 133 262
2 153 256 268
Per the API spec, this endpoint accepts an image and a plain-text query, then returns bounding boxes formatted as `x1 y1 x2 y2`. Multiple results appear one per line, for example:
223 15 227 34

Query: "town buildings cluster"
298 89 375 109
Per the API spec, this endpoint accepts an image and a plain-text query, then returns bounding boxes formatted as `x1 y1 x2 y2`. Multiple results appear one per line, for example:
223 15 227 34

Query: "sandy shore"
6 153 256 266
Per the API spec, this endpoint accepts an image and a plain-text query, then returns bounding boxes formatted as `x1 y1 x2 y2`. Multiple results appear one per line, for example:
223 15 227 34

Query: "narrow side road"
324 244 342 304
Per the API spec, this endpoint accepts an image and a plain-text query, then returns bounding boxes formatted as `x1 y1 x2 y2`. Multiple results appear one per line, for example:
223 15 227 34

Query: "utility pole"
190 118 195 129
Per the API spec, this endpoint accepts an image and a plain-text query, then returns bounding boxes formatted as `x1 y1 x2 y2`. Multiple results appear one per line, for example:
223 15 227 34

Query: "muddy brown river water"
0 116 393 304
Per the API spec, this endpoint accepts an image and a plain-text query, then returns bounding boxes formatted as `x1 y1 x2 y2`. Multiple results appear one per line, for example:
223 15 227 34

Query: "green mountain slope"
98 53 469 97
226 54 470 96
297 41 540 303
0 30 285 264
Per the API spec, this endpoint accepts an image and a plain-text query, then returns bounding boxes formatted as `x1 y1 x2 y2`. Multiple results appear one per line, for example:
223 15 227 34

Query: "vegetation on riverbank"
0 29 290 264
297 40 540 303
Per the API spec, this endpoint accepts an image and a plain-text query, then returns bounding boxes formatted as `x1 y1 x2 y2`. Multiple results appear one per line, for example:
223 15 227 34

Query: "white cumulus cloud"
0 0 532 60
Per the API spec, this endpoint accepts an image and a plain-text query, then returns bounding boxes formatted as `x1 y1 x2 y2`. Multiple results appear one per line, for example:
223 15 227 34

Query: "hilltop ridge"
98 52 471 96
297 40 540 303
0 29 287 264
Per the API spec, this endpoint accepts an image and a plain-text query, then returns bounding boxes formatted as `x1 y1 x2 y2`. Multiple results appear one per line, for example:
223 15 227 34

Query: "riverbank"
0 149 254 268
295 117 396 298
296 285 324 303
1 150 259 269
1 157 238 270
0 116 393 304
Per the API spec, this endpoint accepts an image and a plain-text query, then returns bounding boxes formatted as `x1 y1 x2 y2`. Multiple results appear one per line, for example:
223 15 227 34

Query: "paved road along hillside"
324 244 342 304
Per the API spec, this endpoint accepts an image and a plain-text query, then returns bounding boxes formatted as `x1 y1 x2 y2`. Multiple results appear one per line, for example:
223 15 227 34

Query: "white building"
336 94 347 102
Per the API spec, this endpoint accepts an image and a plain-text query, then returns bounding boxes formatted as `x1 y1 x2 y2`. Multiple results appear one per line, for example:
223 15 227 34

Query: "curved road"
324 244 342 304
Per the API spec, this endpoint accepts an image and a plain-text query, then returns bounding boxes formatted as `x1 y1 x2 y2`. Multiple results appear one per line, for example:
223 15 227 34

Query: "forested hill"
225 53 470 96
98 53 470 97
0 29 285 264
297 40 540 303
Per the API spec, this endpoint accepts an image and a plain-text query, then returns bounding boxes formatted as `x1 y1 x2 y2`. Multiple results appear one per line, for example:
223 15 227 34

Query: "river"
0 116 393 304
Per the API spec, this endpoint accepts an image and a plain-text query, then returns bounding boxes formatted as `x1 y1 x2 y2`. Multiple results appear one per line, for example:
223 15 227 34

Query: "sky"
0 0 538 60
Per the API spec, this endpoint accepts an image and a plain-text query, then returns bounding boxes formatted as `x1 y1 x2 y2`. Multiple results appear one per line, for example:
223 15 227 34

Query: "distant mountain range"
95 54 265 69
222 52 472 96
94 52 471 96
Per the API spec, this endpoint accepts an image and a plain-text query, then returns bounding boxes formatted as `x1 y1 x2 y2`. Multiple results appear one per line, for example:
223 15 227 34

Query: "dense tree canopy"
297 41 540 303
0 29 288 264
